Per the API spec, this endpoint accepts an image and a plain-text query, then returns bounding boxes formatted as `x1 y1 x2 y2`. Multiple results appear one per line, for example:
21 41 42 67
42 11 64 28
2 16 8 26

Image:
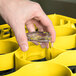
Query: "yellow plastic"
48 34 76 58
0 40 19 71
0 24 17 43
54 34 76 49
15 41 46 70
54 26 76 37
50 51 76 76
52 51 76 66
0 24 29 39
0 14 76 76
4 61 74 76
48 14 76 28
36 26 76 59
0 24 12 39
49 47 65 59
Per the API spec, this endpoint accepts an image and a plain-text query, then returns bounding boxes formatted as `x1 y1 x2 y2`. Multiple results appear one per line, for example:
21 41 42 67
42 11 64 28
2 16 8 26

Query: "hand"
0 0 56 51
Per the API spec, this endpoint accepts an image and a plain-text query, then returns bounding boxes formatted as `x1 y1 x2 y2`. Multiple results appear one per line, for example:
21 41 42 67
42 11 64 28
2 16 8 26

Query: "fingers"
32 20 48 48
32 19 43 32
26 20 39 45
26 20 35 32
40 15 56 43
34 9 56 43
11 23 28 52
43 25 56 43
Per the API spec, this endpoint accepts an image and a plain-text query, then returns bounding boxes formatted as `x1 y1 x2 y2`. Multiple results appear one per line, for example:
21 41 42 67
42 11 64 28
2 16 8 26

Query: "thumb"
11 23 28 52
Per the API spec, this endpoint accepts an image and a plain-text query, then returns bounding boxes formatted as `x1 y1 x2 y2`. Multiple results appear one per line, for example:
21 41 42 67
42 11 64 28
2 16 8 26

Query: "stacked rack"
0 14 76 76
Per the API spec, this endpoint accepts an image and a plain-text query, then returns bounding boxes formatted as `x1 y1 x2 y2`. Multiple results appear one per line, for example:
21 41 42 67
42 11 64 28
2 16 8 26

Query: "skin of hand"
0 0 56 52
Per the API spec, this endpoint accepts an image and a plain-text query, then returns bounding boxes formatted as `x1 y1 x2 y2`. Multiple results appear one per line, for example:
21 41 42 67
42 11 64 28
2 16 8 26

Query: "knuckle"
33 2 41 9
32 2 42 16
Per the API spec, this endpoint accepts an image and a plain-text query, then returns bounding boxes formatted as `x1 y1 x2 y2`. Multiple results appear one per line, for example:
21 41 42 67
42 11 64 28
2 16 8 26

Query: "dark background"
32 0 76 18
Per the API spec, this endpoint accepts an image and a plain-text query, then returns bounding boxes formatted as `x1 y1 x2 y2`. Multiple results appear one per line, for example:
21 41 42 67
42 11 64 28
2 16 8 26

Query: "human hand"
0 0 56 51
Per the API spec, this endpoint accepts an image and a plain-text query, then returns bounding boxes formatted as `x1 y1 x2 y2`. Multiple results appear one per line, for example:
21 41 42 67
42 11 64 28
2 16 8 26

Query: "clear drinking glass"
27 32 51 43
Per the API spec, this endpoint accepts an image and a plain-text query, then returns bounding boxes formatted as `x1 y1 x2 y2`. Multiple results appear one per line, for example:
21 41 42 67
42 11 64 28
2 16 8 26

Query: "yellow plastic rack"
0 14 76 76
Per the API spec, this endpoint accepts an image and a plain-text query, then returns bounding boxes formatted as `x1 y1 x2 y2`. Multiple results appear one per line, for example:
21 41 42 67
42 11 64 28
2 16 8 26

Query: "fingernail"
51 43 53 47
21 44 28 52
